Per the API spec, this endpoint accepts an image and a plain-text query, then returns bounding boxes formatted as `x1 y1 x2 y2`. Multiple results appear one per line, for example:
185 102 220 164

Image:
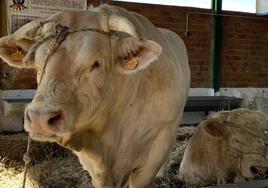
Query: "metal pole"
211 0 222 93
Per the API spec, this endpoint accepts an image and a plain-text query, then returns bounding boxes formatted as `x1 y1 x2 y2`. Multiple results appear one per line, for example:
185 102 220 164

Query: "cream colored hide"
0 5 190 188
180 108 268 187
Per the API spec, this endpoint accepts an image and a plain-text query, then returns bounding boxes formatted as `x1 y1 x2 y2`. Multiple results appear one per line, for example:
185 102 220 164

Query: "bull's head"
202 118 268 180
0 10 162 144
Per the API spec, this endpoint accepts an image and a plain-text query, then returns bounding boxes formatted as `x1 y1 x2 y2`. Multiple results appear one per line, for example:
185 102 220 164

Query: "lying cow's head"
230 127 268 179
202 110 268 180
180 109 268 186
0 11 162 143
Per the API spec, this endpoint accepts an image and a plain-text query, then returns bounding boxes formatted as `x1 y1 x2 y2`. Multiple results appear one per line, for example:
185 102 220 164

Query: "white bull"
0 5 190 187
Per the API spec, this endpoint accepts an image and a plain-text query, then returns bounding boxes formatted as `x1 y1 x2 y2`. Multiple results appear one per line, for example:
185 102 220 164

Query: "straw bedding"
0 126 196 188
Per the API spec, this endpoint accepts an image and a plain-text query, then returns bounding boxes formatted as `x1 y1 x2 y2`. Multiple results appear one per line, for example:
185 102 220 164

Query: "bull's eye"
90 60 100 72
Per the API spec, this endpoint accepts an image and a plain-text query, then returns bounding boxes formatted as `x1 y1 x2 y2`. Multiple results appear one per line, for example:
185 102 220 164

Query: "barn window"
115 0 257 13
114 0 211 9
222 0 256 13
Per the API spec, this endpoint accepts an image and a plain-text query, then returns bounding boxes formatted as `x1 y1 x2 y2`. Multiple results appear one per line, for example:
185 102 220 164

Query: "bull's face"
24 31 112 142
229 128 268 179
0 13 162 143
202 119 268 180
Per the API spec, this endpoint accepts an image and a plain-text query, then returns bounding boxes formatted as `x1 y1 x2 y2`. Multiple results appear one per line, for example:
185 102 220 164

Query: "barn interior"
0 0 268 187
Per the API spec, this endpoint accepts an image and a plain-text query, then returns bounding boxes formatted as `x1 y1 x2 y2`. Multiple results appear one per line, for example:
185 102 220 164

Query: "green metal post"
211 0 222 92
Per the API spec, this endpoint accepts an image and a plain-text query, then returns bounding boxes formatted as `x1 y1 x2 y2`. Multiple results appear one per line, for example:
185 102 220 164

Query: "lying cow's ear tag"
11 48 25 62
122 56 139 70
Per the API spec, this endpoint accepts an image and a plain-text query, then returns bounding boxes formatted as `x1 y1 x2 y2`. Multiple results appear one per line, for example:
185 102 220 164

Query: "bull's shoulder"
158 28 186 52
158 28 181 41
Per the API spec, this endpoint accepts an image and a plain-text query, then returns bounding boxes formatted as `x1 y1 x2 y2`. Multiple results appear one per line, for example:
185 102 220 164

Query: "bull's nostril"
48 114 63 126
250 166 268 178
250 166 259 174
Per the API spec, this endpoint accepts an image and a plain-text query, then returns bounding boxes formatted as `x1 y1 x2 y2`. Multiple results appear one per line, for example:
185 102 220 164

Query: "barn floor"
0 130 192 188
1 126 267 188
0 126 193 188
0 132 91 188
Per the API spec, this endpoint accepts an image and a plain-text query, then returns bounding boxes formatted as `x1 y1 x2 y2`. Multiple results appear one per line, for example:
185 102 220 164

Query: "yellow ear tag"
123 56 139 70
11 49 24 62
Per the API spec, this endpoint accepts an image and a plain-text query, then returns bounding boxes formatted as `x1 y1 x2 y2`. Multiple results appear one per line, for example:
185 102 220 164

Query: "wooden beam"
0 0 7 37
0 0 8 90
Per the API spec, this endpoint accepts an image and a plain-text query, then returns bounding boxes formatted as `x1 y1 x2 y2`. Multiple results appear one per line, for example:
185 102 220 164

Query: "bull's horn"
108 14 139 38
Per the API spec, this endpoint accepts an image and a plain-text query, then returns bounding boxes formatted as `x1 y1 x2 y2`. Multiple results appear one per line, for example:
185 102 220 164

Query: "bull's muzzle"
250 166 268 178
25 106 64 135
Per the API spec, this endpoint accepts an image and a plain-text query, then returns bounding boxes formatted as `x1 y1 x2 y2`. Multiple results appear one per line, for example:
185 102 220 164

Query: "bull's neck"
110 72 150 122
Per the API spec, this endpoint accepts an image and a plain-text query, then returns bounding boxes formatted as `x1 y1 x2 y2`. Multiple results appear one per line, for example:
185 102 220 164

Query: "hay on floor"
0 125 196 188
0 132 69 164
0 155 90 188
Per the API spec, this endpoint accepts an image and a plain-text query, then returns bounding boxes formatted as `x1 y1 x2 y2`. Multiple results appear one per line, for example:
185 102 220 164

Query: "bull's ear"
115 37 162 74
0 35 35 68
202 119 228 138
0 19 50 69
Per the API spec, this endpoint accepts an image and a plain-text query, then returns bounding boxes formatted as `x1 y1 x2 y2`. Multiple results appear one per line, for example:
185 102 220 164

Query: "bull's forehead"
212 109 268 133
35 31 110 70
233 111 268 135
209 109 268 143
228 123 268 144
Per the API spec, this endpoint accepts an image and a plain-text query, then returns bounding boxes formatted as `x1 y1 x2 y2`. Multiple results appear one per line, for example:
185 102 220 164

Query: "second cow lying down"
180 108 268 186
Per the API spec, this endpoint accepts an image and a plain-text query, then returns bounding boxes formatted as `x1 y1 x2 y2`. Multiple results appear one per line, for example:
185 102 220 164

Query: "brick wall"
0 1 268 89
112 1 268 88
111 2 212 88
221 14 268 87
